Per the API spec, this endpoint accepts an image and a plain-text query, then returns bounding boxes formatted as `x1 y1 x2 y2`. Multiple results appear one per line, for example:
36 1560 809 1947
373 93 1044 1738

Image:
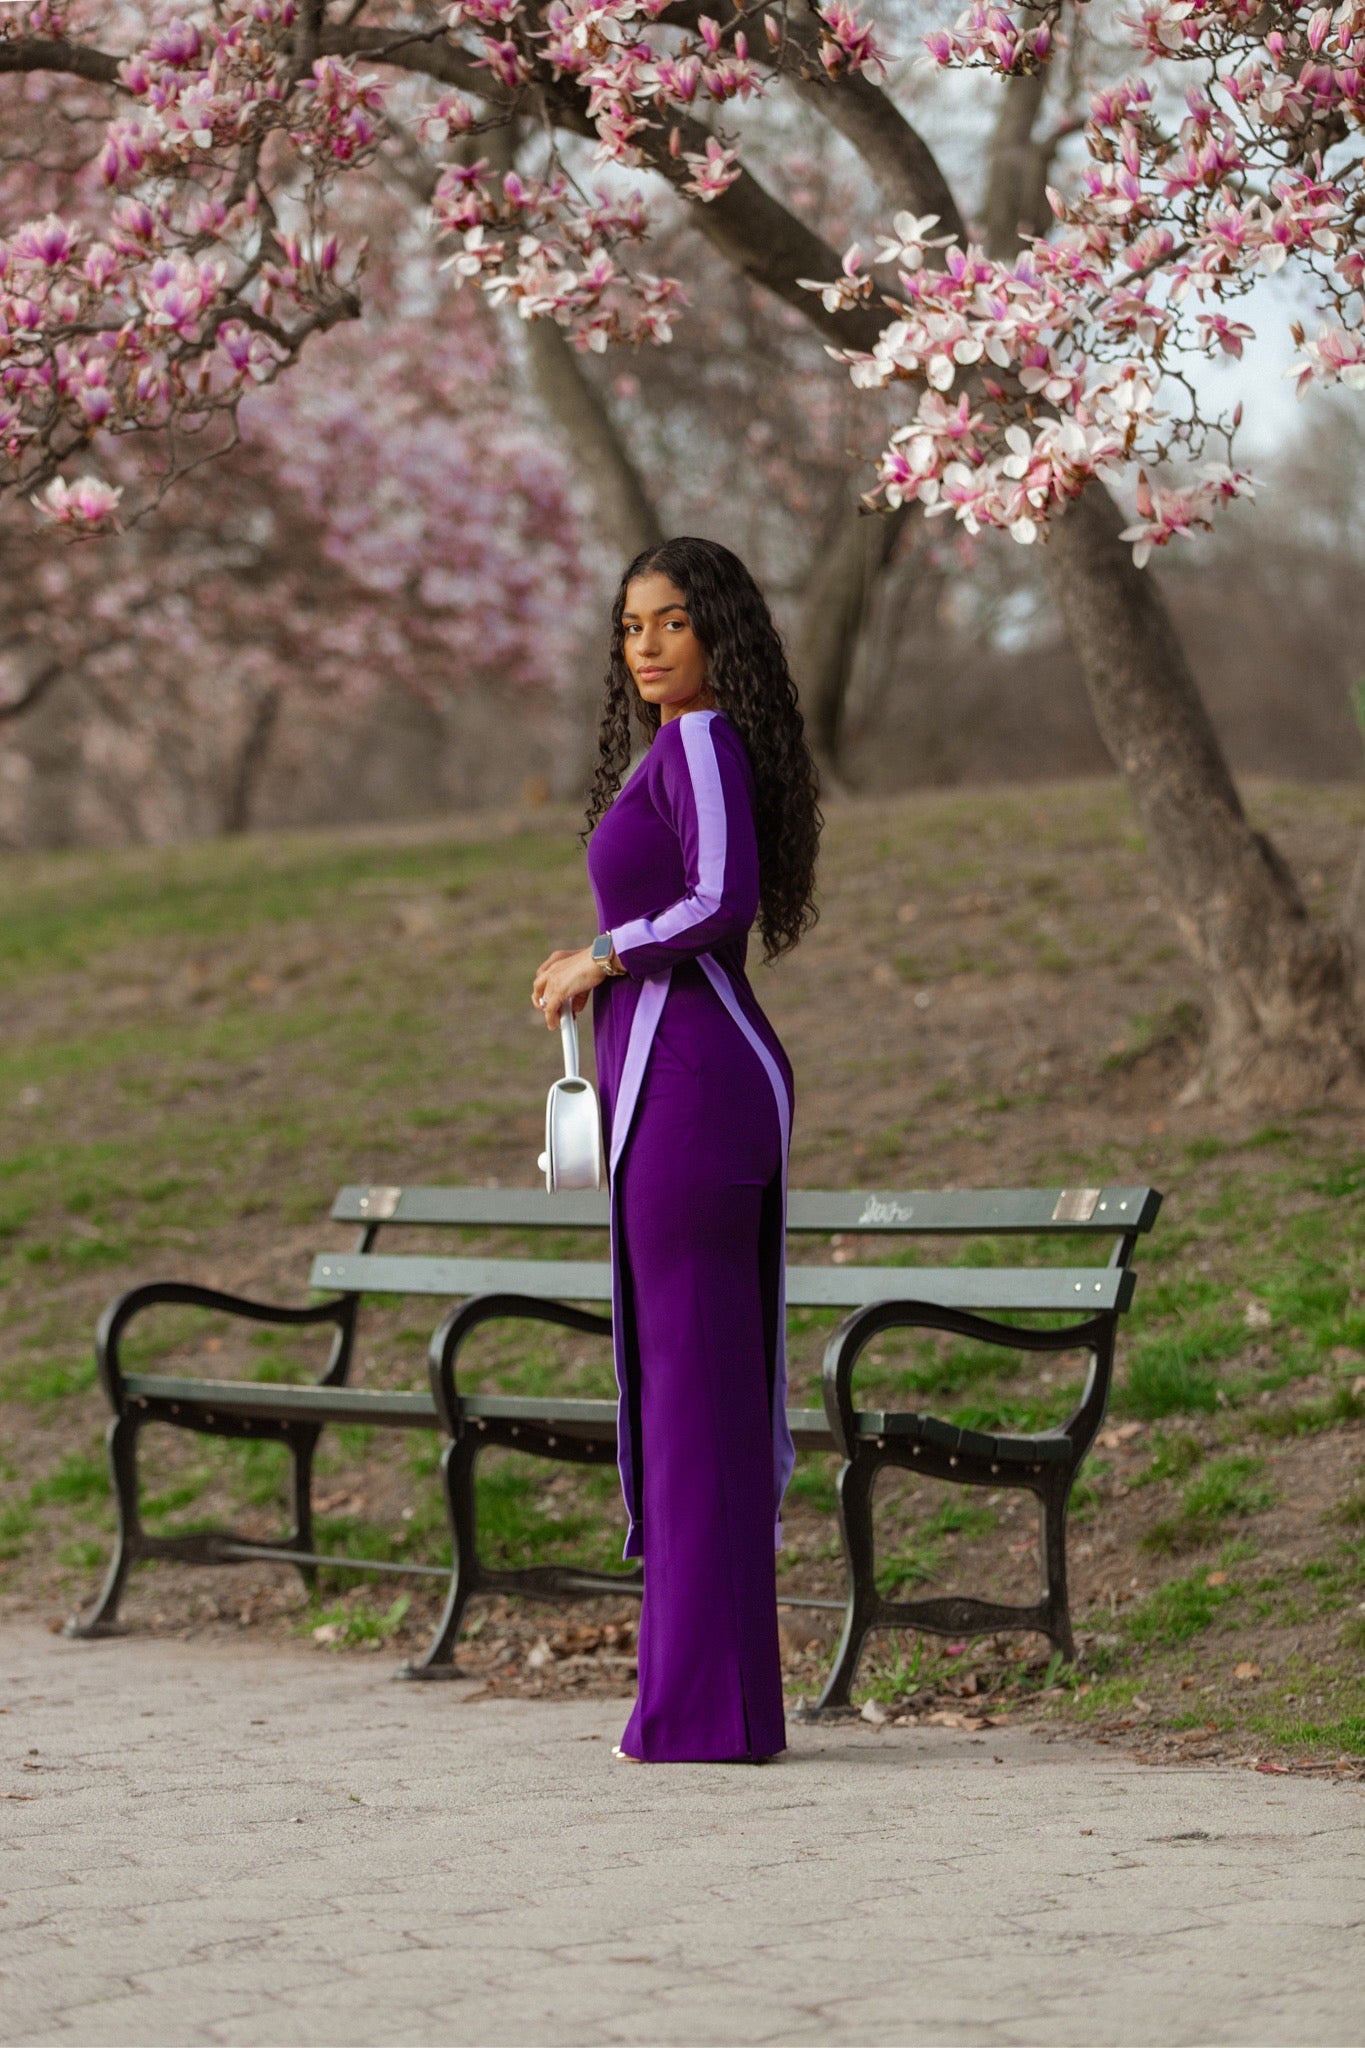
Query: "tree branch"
657 0 968 230
319 22 521 102
789 71 967 236
0 36 121 86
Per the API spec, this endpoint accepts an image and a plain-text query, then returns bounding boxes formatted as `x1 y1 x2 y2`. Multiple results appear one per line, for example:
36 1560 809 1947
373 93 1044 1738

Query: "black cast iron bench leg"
819 1452 880 1711
67 1409 144 1638
813 1299 1115 1709
399 1432 482 1680
289 1421 322 1596
404 1291 617 1679
1040 1464 1078 1661
67 1279 356 1639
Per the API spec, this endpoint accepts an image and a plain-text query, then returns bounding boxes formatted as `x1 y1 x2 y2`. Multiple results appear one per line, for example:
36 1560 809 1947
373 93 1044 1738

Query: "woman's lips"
638 667 669 680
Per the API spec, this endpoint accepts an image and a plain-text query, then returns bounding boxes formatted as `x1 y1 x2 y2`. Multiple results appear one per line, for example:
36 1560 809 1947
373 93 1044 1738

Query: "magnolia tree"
0 251 590 840
2 0 1364 1103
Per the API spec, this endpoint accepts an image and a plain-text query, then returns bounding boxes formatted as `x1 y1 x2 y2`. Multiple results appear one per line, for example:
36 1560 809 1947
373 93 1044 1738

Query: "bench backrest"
310 1184 1160 1317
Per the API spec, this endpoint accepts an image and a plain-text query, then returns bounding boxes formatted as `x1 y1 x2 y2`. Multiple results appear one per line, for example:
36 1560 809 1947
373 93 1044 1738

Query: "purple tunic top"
587 707 797 1558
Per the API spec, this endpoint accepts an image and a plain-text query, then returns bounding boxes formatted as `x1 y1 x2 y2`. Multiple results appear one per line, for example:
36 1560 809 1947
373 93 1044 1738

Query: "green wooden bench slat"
460 1393 613 1427
333 1186 612 1227
458 1392 839 1441
121 1376 1077 1466
122 1374 438 1428
309 1252 1134 1314
331 1184 1161 1234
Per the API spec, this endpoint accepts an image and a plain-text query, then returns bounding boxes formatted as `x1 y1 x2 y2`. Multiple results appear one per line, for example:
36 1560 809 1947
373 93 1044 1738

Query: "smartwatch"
591 932 622 975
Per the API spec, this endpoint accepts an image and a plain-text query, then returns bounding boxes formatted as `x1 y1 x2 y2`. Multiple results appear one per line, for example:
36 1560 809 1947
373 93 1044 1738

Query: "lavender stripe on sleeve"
609 711 728 958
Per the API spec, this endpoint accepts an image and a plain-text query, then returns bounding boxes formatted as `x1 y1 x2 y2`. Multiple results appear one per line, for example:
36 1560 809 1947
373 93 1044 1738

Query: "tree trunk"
795 498 909 782
974 40 1365 1107
223 685 281 835
982 69 1051 258
520 318 664 561
1041 482 1365 1108
516 317 665 801
1341 828 1365 996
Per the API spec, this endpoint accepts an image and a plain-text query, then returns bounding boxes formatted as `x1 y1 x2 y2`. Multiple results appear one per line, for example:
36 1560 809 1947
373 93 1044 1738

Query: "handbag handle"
559 1007 581 1081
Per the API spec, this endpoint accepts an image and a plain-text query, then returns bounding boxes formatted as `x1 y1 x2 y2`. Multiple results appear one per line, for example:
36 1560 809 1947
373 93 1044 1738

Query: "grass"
2 780 1363 1759
1123 1563 1245 1646
1141 1454 1276 1554
878 1496 999 1595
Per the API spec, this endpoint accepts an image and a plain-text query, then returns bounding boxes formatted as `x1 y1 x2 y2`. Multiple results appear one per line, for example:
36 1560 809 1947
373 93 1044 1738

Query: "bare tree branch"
0 37 120 86
789 71 967 235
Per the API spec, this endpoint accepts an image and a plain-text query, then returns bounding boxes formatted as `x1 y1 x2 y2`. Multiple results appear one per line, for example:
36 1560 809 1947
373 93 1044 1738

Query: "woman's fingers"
536 949 600 1028
533 948 576 1015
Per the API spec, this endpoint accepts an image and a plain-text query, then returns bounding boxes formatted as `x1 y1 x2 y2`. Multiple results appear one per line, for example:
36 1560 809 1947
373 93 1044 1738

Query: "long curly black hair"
582 537 822 964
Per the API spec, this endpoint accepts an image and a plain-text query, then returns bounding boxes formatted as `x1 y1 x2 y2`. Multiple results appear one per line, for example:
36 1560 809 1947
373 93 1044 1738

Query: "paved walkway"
2 1628 1362 2046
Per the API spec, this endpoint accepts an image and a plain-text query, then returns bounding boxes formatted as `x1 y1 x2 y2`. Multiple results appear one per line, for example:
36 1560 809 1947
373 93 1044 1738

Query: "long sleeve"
609 711 759 978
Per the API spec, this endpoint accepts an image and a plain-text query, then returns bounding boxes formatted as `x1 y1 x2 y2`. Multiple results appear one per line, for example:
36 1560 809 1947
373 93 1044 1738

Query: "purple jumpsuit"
586 707 796 1762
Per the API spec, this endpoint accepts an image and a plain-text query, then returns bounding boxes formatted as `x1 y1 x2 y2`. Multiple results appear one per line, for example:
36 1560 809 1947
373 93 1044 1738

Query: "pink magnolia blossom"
816 0 890 77
1285 324 1365 396
680 137 741 203
34 474 123 530
1118 465 1258 567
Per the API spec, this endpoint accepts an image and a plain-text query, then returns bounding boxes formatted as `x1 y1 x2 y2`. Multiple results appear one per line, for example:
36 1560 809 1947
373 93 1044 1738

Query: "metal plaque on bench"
1051 1187 1101 1222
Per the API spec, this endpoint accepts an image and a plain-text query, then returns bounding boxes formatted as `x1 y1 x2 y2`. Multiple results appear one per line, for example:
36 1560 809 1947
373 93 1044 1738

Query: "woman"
531 537 821 1763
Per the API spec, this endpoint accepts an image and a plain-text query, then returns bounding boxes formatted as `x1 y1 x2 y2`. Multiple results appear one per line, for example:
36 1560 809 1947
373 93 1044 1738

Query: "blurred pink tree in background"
1 0 1364 1104
0 57 588 836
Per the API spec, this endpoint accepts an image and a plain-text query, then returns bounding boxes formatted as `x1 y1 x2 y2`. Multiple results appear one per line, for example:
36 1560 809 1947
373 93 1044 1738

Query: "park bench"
72 1181 1160 1709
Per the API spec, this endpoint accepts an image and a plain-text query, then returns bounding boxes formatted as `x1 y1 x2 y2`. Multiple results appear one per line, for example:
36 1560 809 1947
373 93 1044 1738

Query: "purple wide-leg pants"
615 965 787 1763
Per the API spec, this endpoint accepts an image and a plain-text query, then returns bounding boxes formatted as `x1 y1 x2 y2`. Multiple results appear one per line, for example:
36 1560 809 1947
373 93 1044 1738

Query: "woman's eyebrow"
622 603 688 620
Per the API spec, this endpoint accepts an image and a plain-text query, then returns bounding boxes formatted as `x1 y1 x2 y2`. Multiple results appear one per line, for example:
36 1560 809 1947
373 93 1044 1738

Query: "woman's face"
621 572 713 721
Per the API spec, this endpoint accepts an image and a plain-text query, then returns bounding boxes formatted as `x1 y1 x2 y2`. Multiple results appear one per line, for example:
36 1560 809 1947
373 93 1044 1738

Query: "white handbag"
538 1007 605 1192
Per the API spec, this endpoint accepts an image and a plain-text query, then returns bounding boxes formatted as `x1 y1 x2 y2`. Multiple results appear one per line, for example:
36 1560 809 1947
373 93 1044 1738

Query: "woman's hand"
532 947 607 1029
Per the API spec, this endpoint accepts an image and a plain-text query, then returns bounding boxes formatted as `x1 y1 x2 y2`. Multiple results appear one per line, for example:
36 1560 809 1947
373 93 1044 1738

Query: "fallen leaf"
1234 1661 1261 1682
1099 1421 1145 1448
1206 1570 1228 1586
1255 1761 1289 1775
312 1623 343 1645
1243 1300 1272 1330
860 1698 888 1727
